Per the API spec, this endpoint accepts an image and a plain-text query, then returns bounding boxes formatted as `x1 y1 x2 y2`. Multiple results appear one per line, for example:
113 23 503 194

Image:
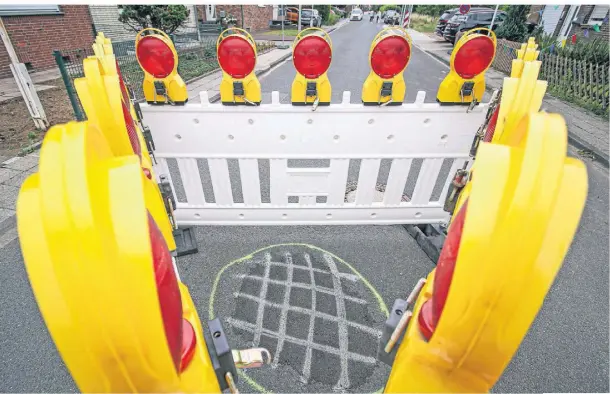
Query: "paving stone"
0 168 20 183
0 184 19 209
2 155 39 171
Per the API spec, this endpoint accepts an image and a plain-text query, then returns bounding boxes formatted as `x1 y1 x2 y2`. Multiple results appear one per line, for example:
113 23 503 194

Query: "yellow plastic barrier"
385 111 587 392
16 121 219 393
74 32 175 251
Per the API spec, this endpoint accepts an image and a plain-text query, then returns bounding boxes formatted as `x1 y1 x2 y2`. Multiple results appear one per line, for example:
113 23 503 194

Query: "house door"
205 5 216 21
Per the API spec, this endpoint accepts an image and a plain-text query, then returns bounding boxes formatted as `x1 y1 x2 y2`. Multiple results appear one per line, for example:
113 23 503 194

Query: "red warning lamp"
148 213 183 371
370 35 411 79
418 200 469 340
217 35 256 79
453 36 495 79
136 35 176 78
293 35 332 79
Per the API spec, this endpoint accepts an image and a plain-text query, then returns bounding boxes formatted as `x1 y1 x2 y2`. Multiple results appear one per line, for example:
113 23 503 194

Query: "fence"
492 38 609 117
54 25 276 120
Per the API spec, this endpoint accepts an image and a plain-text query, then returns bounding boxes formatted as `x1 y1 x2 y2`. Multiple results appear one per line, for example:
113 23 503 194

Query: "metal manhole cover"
211 244 390 393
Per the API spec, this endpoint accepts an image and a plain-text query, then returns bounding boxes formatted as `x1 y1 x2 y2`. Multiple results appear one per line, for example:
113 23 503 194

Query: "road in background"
0 19 607 393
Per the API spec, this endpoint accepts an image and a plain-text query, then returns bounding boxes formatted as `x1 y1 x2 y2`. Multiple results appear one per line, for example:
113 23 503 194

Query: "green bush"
314 5 331 24
328 13 340 25
379 5 401 13
413 5 458 17
495 5 529 42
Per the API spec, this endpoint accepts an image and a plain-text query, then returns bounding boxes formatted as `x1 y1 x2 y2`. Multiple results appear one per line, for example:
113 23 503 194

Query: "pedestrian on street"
376 11 381 23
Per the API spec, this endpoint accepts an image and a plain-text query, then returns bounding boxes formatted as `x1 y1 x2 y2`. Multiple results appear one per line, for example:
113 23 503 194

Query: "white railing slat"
383 158 413 205
328 159 350 205
238 159 262 205
355 159 381 205
208 158 233 206
270 159 288 205
411 158 444 205
176 158 206 206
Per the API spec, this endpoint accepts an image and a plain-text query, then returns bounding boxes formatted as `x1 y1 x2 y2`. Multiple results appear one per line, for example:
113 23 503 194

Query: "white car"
350 9 363 21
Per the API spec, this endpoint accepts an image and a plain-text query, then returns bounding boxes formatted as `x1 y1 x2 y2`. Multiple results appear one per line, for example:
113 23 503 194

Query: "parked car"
301 8 322 27
285 7 299 24
435 8 459 36
350 8 363 21
436 7 494 37
443 10 506 44
383 10 400 25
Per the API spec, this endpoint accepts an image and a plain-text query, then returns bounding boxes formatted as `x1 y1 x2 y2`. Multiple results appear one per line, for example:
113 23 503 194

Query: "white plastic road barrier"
141 90 486 226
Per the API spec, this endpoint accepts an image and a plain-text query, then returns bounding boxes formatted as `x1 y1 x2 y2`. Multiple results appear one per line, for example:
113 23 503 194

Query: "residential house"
540 4 609 42
89 5 200 42
0 5 95 78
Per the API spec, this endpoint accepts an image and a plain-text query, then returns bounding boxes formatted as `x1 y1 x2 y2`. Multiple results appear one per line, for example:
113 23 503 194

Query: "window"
587 5 609 26
0 5 61 16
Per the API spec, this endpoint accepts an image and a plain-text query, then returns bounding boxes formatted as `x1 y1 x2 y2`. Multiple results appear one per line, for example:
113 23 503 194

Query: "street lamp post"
489 5 499 35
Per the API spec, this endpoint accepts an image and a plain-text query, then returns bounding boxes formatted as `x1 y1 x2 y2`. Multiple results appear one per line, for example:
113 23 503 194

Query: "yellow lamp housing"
135 28 188 105
217 28 261 105
362 27 412 106
16 121 220 393
437 28 497 105
291 28 333 106
384 112 587 393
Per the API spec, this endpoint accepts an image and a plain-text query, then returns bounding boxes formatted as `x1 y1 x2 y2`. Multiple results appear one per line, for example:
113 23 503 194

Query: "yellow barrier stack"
74 32 176 251
385 36 588 392
16 121 220 393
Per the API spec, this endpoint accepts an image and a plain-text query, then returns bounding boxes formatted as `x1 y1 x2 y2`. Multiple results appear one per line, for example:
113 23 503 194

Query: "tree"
314 5 331 24
495 5 530 42
118 5 190 35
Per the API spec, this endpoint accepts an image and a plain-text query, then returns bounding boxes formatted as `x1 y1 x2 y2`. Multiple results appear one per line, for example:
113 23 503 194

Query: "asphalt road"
0 19 608 393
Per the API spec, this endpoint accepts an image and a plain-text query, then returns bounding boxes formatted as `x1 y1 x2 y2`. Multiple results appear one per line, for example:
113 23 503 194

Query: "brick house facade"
0 5 95 78
197 5 273 32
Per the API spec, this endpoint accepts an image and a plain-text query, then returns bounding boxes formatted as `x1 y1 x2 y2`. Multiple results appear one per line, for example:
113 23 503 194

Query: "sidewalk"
0 68 61 103
408 28 610 167
187 19 349 104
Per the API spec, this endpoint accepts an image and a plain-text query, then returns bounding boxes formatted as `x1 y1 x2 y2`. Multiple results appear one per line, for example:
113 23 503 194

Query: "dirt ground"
0 78 75 158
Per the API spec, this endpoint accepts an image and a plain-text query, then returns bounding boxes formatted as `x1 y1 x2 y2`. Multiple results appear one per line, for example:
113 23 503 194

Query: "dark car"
383 10 400 25
436 7 494 37
435 8 459 36
443 10 506 44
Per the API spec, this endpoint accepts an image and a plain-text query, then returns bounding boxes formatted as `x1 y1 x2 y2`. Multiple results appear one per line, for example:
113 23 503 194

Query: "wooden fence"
491 39 609 116
539 53 609 114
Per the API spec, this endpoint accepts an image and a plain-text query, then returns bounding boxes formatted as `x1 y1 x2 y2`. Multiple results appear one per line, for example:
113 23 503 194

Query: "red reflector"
430 199 468 332
148 213 183 372
293 35 332 79
454 36 495 79
121 100 142 158
483 104 500 142
136 36 175 78
180 318 197 372
142 167 152 180
371 36 410 78
116 60 130 104
217 36 256 78
417 299 435 340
